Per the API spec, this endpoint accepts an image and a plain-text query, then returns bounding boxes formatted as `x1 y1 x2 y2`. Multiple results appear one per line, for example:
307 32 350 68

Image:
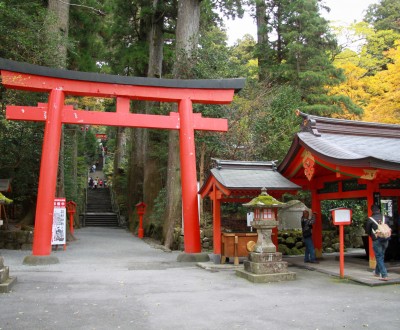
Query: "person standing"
301 210 318 263
366 204 389 281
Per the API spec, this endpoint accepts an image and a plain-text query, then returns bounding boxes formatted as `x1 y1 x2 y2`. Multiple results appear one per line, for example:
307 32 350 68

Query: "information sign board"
331 208 352 225
52 198 66 245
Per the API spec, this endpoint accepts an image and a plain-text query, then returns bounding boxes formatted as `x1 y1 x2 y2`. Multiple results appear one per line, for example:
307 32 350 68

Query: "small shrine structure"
199 159 300 260
278 110 400 268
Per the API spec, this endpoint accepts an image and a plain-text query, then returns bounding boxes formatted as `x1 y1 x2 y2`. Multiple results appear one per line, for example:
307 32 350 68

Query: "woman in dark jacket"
301 210 318 263
366 205 389 281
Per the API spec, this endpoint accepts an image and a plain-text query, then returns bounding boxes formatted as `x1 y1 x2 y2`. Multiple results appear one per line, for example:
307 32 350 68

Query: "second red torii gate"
0 58 245 257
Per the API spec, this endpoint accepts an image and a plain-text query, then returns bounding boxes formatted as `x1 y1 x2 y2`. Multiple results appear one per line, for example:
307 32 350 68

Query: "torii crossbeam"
0 58 245 257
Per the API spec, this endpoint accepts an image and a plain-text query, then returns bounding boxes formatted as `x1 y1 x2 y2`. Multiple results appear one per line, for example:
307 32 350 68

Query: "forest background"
0 0 399 249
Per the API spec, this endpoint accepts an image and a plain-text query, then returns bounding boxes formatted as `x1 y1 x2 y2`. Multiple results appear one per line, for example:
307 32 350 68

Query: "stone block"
244 260 289 274
21 243 33 251
248 252 282 263
236 269 296 283
176 252 210 262
23 255 59 265
0 276 17 293
0 266 9 282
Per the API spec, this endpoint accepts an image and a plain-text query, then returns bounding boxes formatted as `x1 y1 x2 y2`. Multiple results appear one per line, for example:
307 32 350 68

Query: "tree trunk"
143 0 165 225
256 0 269 81
199 140 206 226
71 127 78 201
47 0 70 67
47 0 70 200
163 0 201 249
56 126 65 198
114 127 127 172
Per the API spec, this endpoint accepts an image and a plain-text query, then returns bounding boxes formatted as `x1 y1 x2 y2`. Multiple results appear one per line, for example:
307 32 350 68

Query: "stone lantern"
236 188 296 283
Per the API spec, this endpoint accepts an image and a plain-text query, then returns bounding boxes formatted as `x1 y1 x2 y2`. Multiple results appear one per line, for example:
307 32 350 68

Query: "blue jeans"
373 239 389 278
303 236 316 262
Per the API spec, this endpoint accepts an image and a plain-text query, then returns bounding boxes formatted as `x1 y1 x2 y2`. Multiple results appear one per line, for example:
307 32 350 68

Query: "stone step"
84 213 119 227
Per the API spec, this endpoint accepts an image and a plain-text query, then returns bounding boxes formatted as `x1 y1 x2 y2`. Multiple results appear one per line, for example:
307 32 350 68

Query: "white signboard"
331 208 352 225
247 212 254 227
52 198 66 245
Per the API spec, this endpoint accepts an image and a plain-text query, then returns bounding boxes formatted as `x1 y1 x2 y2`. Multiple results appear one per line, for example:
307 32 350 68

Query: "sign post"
52 198 67 250
330 208 352 279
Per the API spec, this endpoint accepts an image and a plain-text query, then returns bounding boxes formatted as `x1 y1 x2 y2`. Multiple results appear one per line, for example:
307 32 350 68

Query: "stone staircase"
84 188 119 227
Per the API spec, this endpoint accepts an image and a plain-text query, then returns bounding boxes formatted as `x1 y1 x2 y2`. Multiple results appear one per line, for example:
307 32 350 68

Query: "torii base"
177 252 210 262
23 255 59 266
236 252 296 283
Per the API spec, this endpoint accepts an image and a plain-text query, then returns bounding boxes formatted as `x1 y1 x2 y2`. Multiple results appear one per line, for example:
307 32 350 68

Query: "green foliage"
63 126 97 205
0 0 65 66
68 0 108 71
253 0 360 116
365 0 400 33
321 199 367 229
221 202 247 218
283 190 311 207
211 83 302 163
0 118 43 206
149 187 167 225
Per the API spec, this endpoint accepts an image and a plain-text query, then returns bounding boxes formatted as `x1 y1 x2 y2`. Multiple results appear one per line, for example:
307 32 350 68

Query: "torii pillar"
0 58 245 263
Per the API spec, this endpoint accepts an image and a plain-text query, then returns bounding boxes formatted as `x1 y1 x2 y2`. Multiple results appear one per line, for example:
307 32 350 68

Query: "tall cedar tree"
47 0 70 201
142 0 170 231
163 0 201 249
255 0 361 116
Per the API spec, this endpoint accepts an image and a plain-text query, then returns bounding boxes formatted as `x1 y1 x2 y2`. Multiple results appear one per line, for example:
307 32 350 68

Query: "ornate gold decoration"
361 169 378 180
302 151 315 181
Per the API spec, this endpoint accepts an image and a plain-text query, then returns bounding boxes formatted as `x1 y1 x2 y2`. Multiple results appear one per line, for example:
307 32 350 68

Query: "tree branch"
57 0 106 16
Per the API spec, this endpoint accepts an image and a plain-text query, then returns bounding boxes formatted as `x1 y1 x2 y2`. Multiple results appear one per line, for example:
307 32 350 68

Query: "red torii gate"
0 58 245 258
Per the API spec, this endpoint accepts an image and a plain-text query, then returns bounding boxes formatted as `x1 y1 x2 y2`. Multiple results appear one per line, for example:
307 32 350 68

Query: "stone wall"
177 227 365 255
0 229 33 250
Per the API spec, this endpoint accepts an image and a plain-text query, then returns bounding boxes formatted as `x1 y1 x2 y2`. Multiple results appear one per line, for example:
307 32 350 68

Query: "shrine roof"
0 58 245 92
199 159 300 196
278 111 400 173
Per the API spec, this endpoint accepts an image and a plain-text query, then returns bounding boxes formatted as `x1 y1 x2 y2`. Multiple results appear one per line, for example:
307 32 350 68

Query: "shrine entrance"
0 58 245 258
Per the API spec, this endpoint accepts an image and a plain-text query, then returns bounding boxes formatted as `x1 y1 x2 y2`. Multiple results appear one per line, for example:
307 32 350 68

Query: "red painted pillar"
366 182 376 269
179 98 201 253
32 88 65 256
212 185 221 254
311 188 322 258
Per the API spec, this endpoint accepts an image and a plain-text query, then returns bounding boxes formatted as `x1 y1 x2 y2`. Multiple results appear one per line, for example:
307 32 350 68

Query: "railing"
109 186 125 228
82 187 88 227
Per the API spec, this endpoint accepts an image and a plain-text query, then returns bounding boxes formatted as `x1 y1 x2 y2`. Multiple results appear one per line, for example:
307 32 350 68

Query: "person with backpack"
366 204 390 281
301 209 318 264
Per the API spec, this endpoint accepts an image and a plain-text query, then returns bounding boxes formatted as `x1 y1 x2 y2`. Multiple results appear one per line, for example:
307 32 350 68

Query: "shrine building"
199 159 300 261
278 110 400 268
200 111 400 268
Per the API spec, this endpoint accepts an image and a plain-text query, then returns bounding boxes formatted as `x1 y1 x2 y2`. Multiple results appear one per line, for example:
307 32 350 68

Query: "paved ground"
1 227 399 330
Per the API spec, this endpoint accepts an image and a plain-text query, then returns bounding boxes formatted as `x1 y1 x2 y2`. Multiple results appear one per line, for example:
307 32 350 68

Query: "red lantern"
66 201 77 235
135 202 147 238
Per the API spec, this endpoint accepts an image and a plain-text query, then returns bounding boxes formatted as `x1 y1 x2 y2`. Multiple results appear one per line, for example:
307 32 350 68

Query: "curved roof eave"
278 135 302 174
297 133 400 171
